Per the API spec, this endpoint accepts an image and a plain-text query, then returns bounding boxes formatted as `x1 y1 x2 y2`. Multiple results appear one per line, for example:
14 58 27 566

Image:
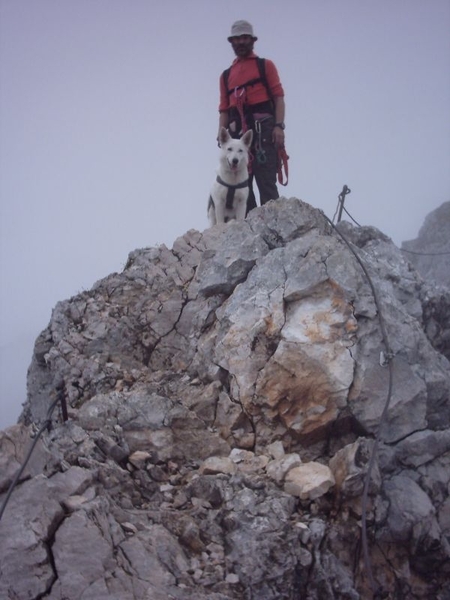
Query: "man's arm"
273 96 285 147
218 111 229 140
274 96 285 124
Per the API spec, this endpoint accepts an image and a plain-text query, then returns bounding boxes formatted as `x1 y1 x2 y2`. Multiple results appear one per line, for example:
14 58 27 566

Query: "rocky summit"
1 197 450 600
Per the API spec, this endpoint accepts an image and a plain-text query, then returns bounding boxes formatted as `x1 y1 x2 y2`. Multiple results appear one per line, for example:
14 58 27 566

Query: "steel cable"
323 212 394 598
0 395 60 521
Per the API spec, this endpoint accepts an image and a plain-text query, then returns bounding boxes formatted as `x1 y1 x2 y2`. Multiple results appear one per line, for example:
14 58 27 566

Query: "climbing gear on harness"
234 87 248 133
223 57 271 104
254 118 269 164
277 147 289 186
216 175 249 210
223 58 275 134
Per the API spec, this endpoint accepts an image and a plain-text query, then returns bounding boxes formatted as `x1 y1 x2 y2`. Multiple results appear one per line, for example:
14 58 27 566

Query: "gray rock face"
1 198 450 599
401 201 450 362
402 200 450 288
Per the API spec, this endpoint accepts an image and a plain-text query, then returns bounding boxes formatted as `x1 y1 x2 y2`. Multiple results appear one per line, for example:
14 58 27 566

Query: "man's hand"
272 126 285 148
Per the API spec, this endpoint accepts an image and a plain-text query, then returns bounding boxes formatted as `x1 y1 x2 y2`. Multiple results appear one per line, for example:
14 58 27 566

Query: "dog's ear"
241 129 253 148
219 127 231 146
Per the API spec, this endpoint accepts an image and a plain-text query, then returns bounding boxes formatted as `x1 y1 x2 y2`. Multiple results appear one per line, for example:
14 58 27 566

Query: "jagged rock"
128 449 152 469
284 462 335 499
267 440 285 459
2 197 450 599
422 288 450 361
0 467 93 599
329 437 381 498
394 429 450 468
379 474 448 576
0 423 53 492
266 453 302 485
200 456 236 475
401 202 450 361
228 448 270 473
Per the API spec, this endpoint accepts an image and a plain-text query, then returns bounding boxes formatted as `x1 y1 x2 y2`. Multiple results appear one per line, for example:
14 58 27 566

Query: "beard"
232 40 254 58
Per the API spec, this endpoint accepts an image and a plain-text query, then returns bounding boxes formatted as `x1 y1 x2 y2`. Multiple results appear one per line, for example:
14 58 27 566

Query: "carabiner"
256 147 267 164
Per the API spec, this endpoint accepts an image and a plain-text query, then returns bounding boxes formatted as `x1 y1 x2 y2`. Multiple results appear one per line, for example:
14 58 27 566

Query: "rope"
0 394 61 521
342 206 362 227
323 212 394 598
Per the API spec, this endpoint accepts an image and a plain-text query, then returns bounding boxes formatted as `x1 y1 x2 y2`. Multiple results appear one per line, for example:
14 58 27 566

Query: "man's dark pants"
228 112 279 213
246 115 279 213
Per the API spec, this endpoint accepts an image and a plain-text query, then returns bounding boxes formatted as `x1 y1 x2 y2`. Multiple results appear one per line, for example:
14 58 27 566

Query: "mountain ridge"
1 197 449 599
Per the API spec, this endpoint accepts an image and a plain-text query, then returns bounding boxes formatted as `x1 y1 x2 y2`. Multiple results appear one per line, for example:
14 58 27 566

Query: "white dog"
208 127 253 226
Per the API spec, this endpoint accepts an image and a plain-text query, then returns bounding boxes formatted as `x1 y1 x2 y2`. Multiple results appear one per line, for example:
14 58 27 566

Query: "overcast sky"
1 0 449 430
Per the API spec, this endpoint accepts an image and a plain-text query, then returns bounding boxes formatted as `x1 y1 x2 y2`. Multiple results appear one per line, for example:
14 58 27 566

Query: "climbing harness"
215 175 249 210
223 57 271 106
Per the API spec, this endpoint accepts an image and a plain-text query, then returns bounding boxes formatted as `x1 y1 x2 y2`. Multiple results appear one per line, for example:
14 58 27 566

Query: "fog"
1 0 449 429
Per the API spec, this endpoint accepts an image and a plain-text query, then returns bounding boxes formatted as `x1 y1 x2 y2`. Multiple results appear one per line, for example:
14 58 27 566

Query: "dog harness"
216 175 249 210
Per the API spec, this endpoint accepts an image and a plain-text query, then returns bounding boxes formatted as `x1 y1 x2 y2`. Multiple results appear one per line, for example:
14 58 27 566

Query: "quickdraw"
277 146 289 186
255 118 268 164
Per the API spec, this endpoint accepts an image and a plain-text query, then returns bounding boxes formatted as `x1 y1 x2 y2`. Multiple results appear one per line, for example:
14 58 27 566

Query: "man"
218 20 286 213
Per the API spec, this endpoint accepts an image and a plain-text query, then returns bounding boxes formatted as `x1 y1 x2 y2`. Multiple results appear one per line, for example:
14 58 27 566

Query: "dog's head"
219 127 253 172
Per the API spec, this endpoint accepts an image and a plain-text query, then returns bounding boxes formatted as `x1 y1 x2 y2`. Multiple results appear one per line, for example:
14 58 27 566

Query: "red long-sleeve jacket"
219 52 284 112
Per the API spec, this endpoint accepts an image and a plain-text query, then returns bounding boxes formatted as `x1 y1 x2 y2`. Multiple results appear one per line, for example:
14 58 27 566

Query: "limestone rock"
329 438 381 498
267 440 285 459
1 197 450 599
266 453 302 485
128 450 152 469
199 456 236 475
284 462 335 499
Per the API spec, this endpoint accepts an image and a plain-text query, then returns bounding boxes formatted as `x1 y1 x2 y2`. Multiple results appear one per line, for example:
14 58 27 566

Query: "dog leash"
254 118 289 185
277 146 289 186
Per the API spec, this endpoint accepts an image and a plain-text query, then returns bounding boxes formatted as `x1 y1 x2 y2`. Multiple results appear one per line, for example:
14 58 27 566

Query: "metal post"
337 185 351 223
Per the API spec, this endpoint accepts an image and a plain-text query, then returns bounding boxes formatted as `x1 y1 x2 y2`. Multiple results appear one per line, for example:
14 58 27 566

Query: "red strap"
234 88 248 133
277 146 289 186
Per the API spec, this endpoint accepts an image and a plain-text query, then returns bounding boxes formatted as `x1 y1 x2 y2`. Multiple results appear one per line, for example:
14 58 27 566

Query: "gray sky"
1 0 449 430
